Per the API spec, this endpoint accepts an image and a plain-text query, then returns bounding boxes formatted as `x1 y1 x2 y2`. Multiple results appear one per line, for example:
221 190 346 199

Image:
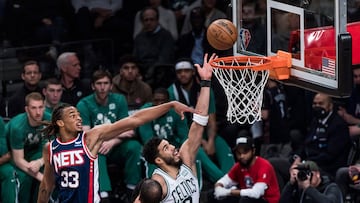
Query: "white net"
212 58 269 124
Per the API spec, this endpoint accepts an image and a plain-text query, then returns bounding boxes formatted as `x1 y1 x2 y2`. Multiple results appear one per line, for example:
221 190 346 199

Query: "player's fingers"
209 53 216 61
203 53 209 63
194 64 201 69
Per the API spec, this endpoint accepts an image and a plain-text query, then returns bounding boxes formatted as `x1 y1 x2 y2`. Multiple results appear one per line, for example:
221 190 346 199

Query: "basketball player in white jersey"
142 53 216 202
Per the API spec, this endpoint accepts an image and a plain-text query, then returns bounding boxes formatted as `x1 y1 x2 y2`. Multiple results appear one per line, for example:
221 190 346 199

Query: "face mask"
313 106 328 119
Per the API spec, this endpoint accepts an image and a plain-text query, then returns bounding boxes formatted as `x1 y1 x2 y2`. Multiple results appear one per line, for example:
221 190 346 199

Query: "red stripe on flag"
321 57 335 76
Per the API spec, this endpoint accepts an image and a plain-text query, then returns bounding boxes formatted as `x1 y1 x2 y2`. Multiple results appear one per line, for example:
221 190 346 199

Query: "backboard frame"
232 0 353 97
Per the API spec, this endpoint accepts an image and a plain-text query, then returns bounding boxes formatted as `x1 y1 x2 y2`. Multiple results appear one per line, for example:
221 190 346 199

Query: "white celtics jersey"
153 164 200 203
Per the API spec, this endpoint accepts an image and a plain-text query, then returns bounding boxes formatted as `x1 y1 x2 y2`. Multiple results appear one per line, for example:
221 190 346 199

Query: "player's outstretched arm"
180 53 216 171
37 142 55 203
86 101 195 155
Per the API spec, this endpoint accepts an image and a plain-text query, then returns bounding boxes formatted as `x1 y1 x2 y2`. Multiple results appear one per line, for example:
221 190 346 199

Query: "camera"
295 165 312 181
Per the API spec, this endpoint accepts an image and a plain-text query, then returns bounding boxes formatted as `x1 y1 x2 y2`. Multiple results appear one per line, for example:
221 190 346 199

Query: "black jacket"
301 111 351 177
279 176 343 203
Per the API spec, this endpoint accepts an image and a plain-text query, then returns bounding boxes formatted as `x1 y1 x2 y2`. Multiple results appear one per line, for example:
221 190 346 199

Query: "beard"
162 156 182 168
238 154 255 168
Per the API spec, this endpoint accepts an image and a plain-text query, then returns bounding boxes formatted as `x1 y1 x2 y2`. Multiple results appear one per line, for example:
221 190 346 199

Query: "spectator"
42 78 63 114
300 93 351 178
142 53 214 202
0 116 18 203
5 60 42 118
169 0 201 23
213 136 280 203
76 69 142 201
270 92 352 190
112 55 152 115
280 160 343 203
57 52 91 106
132 178 163 203
134 0 178 40
133 7 175 79
23 0 67 45
7 92 51 202
168 59 235 183
180 0 226 35
3 0 67 47
336 160 360 202
71 0 134 55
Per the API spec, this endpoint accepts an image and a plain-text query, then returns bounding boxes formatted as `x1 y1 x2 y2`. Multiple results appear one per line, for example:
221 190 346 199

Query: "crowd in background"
0 0 360 202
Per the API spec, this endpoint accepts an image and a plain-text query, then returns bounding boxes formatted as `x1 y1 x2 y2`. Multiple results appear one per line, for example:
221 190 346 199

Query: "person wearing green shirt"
42 78 63 115
7 92 51 202
167 59 235 183
0 117 19 203
76 69 142 201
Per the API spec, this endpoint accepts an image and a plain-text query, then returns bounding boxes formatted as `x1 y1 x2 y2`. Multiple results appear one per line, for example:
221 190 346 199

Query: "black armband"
200 80 211 87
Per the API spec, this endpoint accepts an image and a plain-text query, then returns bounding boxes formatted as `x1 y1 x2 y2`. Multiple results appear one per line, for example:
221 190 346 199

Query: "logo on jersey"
171 177 197 202
74 140 82 147
53 150 85 172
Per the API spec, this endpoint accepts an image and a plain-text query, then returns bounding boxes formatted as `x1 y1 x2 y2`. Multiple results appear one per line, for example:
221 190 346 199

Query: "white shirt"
153 164 200 203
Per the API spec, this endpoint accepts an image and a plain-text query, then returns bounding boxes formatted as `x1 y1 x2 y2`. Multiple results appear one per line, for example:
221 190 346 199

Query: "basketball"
207 19 238 50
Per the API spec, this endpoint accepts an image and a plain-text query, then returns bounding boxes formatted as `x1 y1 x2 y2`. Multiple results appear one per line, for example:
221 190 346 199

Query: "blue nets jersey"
50 132 100 203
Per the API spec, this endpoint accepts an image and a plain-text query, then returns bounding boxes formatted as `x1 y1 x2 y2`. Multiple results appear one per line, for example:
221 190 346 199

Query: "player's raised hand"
195 53 217 80
171 101 197 120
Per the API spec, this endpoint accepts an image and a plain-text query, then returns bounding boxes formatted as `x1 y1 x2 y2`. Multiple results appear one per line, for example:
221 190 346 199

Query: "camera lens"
297 170 308 181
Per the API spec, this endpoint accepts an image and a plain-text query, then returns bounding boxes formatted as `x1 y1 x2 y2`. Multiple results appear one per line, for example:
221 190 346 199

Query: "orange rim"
210 51 292 80
210 55 273 71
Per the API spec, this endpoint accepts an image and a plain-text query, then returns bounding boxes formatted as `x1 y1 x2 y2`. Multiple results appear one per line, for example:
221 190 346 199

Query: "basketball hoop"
210 51 291 124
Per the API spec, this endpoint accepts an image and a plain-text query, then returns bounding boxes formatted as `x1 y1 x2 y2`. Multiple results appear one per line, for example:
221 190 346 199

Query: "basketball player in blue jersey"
37 96 195 203
142 53 215 203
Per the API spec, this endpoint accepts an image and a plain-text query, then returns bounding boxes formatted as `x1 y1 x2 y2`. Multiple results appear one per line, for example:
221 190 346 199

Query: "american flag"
321 57 336 76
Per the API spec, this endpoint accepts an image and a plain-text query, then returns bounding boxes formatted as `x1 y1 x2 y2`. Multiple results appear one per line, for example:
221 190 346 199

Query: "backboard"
232 0 358 97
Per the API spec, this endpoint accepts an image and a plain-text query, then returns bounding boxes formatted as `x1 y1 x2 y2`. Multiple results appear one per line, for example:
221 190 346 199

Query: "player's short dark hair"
132 178 163 203
142 137 163 164
140 179 162 203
